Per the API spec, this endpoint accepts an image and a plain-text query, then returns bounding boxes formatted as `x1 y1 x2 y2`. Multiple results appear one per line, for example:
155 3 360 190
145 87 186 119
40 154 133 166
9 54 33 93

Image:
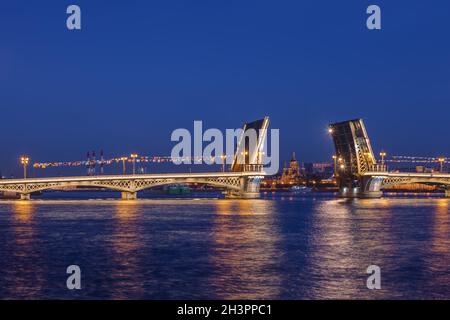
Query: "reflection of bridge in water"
0 118 269 200
329 119 450 198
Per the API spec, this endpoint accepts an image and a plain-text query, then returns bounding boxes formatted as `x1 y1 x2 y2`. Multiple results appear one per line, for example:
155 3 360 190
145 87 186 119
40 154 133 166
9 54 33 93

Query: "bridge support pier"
339 187 382 199
121 191 137 200
225 176 262 199
445 189 450 198
339 187 358 198
20 193 31 200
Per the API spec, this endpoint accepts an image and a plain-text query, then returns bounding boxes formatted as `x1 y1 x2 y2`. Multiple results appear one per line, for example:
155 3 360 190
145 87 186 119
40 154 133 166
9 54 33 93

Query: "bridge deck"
364 172 450 178
0 171 266 185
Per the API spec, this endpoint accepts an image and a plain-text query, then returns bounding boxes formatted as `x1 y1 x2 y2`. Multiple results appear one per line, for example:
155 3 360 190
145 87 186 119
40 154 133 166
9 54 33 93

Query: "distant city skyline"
1 1 450 176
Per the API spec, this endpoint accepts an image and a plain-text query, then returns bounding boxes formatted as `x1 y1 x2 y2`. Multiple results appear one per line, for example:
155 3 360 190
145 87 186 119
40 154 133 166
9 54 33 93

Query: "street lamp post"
121 157 128 175
332 155 337 176
241 151 248 171
438 157 445 173
379 151 386 167
258 151 265 172
130 153 138 175
21 156 29 179
221 153 226 172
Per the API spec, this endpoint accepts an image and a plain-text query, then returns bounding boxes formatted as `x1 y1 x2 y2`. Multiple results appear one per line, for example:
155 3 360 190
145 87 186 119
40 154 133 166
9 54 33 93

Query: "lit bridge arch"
0 171 265 200
361 172 450 198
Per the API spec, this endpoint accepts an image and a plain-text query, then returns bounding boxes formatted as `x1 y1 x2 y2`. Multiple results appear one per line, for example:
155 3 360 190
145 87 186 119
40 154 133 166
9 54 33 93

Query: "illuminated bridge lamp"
121 157 128 175
379 151 387 167
332 155 337 176
20 156 30 179
438 157 445 173
130 153 138 175
221 153 226 172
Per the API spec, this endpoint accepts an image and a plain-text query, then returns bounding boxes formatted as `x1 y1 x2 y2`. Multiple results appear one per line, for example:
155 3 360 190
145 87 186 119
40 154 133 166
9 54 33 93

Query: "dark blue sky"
1 1 449 175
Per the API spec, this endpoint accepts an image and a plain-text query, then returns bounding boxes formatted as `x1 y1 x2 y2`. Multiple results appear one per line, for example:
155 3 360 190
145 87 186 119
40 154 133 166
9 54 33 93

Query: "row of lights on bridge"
18 144 446 179
17 150 251 179
107 153 146 175
18 153 143 179
119 153 139 175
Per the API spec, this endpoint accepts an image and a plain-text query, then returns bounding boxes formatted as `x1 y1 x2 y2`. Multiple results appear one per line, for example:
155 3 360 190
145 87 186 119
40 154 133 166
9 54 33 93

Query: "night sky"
1 1 449 176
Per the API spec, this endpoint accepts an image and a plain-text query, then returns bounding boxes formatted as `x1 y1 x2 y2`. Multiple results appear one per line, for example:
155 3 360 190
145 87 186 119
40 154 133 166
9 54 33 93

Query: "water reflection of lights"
1 196 448 299
306 199 395 299
9 201 46 298
12 201 34 222
110 200 145 299
209 200 282 299
115 200 141 220
423 199 450 298
215 199 234 216
432 199 449 254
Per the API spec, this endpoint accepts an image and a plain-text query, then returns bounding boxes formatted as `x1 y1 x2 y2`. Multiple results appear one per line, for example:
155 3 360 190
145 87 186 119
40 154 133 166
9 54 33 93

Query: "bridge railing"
369 164 388 172
243 164 264 172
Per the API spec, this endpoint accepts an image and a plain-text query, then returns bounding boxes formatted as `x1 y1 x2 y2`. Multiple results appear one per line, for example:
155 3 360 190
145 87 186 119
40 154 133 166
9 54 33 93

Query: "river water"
0 192 449 299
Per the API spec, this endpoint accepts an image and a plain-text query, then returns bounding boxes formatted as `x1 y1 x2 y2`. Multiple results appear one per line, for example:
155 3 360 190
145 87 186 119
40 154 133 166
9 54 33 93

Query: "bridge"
0 118 269 200
329 119 450 198
0 171 265 200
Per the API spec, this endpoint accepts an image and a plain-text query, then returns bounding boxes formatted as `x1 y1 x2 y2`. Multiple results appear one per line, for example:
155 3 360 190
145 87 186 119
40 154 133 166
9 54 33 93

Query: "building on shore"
260 152 338 191
280 152 301 184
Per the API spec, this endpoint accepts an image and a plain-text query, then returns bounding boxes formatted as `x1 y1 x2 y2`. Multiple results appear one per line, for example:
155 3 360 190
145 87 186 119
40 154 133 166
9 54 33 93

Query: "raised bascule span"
329 119 450 198
0 118 269 200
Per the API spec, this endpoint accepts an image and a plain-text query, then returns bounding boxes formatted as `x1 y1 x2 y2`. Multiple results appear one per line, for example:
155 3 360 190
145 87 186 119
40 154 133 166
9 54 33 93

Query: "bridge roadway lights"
121 192 137 200
20 193 31 200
